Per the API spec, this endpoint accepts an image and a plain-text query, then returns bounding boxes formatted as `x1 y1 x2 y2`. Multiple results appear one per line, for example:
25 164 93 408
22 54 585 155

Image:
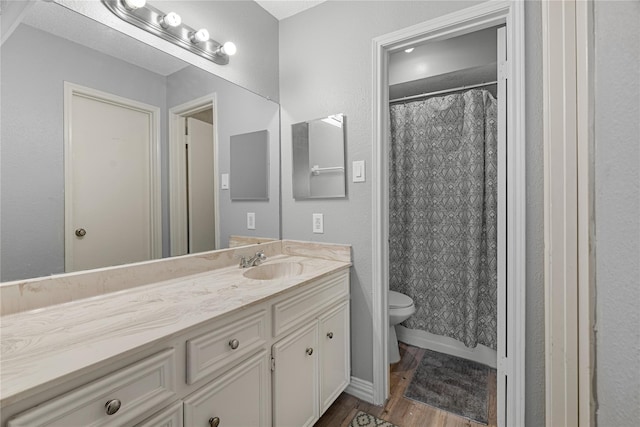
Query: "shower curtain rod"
389 80 498 104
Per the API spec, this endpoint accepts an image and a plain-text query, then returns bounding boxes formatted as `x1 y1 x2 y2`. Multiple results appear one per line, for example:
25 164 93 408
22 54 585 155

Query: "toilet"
388 290 416 364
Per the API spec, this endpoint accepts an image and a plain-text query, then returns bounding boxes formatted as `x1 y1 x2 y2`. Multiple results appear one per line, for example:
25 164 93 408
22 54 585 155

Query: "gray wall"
594 1 640 425
279 1 545 425
0 24 168 282
166 66 280 247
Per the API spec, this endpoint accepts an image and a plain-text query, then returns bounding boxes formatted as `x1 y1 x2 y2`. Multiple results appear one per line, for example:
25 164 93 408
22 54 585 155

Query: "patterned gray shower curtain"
389 89 498 350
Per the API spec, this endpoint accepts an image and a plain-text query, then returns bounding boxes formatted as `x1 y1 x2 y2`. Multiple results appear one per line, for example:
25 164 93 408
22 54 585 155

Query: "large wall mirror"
0 1 280 282
292 113 346 199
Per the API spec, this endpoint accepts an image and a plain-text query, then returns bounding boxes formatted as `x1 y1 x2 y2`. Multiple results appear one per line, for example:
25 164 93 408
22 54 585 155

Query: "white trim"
63 82 162 272
542 1 595 425
576 2 596 426
168 94 220 256
344 376 374 403
372 2 526 425
396 326 497 369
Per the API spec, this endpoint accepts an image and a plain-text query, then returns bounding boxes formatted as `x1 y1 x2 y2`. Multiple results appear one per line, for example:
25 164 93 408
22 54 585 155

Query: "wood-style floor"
315 342 497 427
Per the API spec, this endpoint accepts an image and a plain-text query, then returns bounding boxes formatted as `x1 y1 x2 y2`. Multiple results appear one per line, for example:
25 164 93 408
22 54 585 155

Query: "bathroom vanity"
0 241 351 427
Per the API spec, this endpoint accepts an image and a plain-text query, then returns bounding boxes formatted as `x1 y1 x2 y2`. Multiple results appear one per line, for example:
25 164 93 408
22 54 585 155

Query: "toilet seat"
389 290 413 309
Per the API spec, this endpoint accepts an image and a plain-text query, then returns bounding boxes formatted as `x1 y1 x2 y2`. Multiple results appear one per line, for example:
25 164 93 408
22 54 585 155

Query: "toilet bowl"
388 290 416 364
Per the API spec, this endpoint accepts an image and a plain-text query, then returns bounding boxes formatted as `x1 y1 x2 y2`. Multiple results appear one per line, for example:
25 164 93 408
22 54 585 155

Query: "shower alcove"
387 26 504 370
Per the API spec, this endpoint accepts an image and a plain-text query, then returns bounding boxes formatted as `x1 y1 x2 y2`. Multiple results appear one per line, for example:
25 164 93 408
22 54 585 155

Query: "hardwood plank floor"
315 342 497 427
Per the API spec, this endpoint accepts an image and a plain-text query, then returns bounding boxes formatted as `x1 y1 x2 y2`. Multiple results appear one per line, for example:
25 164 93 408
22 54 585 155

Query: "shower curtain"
389 89 497 350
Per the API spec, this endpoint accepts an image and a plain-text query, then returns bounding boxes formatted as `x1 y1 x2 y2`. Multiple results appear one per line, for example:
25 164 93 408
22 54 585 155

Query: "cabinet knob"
306 347 313 356
209 417 220 427
75 228 87 237
104 399 121 415
327 332 334 339
229 339 239 350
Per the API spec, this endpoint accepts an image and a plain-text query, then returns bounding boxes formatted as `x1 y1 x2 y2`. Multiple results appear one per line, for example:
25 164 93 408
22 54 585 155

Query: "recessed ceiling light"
404 47 415 53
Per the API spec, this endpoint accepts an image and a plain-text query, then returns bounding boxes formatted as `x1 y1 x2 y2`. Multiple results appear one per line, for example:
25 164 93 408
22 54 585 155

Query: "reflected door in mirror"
66 84 161 272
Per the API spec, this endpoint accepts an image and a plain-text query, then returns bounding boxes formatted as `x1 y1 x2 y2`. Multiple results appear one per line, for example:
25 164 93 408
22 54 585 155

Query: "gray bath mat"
349 411 397 427
404 349 493 424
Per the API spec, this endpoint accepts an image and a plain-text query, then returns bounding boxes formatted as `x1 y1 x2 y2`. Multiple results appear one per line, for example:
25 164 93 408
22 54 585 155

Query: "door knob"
75 228 87 237
209 417 220 427
104 399 121 415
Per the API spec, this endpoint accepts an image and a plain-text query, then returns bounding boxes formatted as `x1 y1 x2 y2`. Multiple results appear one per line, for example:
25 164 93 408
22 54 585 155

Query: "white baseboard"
396 325 497 368
344 376 375 403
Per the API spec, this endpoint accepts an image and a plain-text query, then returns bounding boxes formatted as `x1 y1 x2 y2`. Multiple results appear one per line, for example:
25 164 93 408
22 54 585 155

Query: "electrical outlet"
312 213 324 234
247 212 255 230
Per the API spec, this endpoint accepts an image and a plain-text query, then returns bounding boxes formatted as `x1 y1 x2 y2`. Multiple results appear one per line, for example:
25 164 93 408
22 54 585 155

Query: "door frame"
169 94 219 255
371 2 526 426
63 82 162 272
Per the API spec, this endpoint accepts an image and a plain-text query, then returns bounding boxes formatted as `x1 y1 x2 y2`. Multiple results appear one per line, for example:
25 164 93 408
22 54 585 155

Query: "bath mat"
404 349 493 424
348 411 397 427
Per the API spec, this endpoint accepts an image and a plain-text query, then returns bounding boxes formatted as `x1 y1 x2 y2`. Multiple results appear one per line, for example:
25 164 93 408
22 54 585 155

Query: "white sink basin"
243 262 303 280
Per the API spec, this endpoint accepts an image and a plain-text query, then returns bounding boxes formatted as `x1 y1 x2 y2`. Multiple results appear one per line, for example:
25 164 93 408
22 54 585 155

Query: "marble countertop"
0 254 350 406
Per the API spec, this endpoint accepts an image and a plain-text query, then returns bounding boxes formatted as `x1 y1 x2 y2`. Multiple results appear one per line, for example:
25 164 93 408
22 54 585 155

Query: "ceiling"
255 0 327 20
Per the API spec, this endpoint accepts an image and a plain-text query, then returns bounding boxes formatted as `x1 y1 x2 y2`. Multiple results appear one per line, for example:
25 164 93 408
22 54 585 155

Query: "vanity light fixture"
159 12 181 29
102 0 236 65
189 28 210 44
216 41 237 57
122 0 145 11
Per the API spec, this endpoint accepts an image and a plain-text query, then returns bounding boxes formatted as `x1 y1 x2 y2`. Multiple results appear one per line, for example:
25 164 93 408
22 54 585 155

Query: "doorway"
63 82 161 273
169 95 219 256
372 3 526 427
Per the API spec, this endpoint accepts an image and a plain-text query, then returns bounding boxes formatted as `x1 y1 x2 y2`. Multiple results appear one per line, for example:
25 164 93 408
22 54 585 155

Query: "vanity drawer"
186 309 267 385
272 270 349 337
7 349 176 427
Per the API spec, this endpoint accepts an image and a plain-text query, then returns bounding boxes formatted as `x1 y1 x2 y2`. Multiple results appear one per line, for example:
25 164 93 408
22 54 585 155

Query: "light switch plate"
247 212 255 230
221 173 229 190
353 160 365 182
312 213 324 234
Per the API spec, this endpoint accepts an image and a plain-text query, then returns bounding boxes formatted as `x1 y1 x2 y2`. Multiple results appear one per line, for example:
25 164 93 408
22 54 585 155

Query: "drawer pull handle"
105 399 121 416
327 332 334 339
306 347 313 356
209 416 221 427
229 339 240 350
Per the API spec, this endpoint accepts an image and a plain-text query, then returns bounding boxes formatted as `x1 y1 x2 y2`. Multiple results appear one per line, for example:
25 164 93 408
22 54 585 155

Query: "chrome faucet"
239 251 267 268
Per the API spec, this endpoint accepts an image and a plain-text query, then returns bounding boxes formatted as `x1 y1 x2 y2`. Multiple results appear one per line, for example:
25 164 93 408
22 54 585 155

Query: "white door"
183 352 270 427
319 302 350 413
496 26 508 427
272 321 319 427
65 84 160 272
186 117 216 253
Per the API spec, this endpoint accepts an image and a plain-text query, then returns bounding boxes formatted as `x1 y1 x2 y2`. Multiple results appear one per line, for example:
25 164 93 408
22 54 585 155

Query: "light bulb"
122 0 146 10
189 29 209 44
220 41 237 56
159 12 181 28
404 47 415 53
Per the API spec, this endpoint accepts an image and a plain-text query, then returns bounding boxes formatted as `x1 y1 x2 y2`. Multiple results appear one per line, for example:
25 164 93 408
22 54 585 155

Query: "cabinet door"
272 321 319 427
184 351 270 427
319 301 350 412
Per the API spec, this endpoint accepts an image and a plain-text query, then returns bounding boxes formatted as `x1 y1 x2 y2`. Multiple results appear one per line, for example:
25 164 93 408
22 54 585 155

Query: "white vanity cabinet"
3 266 350 427
272 271 350 427
135 401 183 427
